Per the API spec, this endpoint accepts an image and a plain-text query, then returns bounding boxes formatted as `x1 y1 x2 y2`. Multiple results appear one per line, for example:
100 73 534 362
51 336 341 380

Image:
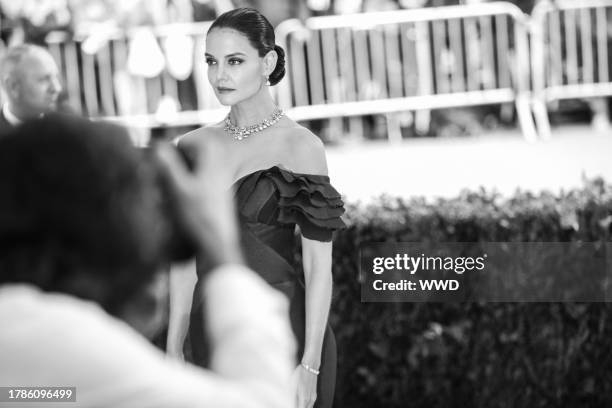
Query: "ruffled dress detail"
233 166 346 242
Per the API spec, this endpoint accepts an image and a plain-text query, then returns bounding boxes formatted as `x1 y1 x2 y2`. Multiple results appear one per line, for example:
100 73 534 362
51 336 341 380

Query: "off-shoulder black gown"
189 166 345 408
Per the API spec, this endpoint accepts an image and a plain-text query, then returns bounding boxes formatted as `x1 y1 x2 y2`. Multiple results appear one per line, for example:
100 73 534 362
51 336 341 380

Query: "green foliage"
329 179 612 407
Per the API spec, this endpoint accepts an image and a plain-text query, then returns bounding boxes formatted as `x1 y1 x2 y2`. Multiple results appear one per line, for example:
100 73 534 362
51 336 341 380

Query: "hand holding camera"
154 139 243 270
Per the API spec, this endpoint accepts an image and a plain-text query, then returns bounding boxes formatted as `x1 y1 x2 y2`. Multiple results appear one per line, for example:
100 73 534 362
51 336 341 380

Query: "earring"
266 75 270 86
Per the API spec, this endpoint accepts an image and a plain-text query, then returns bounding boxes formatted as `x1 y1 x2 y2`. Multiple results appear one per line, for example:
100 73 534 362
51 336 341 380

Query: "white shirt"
0 264 296 408
2 104 23 126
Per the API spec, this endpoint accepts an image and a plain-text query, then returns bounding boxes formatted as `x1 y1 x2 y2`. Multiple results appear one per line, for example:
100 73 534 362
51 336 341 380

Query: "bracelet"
300 362 320 376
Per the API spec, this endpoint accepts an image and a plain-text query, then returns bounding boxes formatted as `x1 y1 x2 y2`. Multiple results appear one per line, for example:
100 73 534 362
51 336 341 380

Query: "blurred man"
0 115 295 408
0 44 62 128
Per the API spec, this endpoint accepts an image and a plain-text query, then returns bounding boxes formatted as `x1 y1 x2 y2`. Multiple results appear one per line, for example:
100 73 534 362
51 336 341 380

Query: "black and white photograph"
0 0 611 407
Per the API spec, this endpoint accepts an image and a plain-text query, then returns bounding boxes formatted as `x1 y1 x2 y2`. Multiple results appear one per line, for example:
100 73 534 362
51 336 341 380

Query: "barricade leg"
532 98 552 141
589 97 611 132
386 113 403 143
515 94 538 143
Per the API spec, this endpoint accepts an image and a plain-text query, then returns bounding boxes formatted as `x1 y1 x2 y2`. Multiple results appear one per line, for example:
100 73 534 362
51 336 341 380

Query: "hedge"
326 178 612 407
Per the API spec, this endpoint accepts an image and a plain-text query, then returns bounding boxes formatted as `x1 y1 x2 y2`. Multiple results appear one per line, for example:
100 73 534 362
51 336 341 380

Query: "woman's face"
205 28 266 106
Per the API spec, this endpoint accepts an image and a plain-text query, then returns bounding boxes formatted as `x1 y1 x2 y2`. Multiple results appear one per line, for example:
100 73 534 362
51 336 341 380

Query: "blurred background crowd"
0 0 538 45
0 0 553 145
0 0 607 150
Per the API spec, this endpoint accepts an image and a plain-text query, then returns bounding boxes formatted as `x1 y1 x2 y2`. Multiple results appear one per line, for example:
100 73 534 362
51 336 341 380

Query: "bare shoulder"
176 121 226 148
283 123 328 176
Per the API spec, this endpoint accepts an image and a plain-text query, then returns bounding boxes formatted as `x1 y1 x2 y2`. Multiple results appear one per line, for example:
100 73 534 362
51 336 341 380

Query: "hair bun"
269 45 285 86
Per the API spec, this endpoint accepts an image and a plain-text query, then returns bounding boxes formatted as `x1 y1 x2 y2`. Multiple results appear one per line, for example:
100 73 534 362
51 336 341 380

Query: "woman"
167 8 345 408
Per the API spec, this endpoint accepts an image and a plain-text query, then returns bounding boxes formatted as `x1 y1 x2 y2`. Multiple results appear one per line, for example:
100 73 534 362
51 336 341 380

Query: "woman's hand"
292 364 318 408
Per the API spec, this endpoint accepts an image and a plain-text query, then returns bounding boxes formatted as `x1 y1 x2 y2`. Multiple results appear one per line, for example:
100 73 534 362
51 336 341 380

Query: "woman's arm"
296 236 333 408
294 128 333 371
165 136 201 359
300 237 333 370
290 128 336 407
295 236 333 408
167 260 197 359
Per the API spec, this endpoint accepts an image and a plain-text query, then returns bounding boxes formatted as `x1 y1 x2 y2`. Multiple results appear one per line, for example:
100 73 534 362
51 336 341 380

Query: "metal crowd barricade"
45 21 226 131
41 1 610 142
275 2 538 142
531 0 612 140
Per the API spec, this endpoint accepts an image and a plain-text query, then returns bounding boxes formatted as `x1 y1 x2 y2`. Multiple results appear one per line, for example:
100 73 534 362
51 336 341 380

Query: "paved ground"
326 125 612 203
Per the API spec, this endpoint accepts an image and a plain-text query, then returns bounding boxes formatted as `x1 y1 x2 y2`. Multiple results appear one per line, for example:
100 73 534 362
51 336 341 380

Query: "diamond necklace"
224 107 284 141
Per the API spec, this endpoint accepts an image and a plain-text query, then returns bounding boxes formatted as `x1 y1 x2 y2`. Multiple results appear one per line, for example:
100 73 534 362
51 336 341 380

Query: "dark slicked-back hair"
0 115 170 315
208 8 286 86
